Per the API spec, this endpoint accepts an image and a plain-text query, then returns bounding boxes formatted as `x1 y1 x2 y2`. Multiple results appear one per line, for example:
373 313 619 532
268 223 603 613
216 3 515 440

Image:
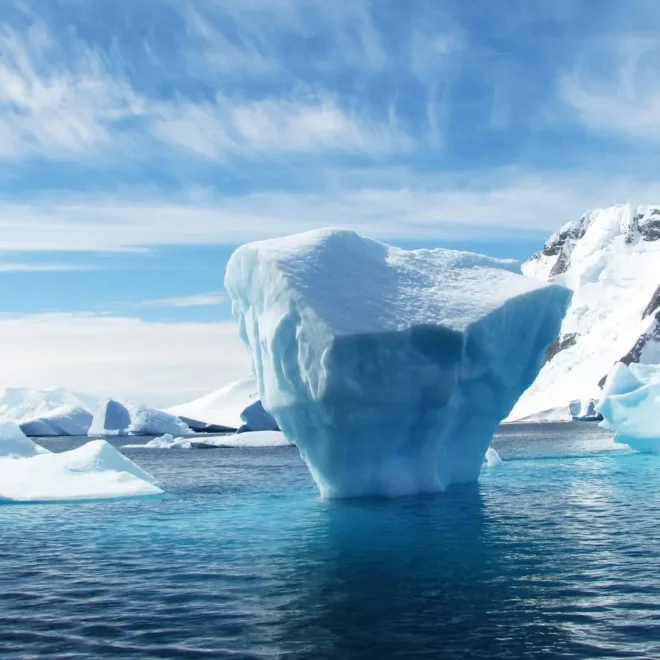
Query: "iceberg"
597 362 660 453
122 433 193 449
190 430 291 448
0 424 162 502
0 421 50 458
225 228 571 498
0 387 97 422
19 404 93 437
90 400 192 437
167 376 278 432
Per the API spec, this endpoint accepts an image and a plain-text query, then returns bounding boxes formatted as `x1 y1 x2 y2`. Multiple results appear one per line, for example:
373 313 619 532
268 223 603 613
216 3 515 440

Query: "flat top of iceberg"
231 228 542 335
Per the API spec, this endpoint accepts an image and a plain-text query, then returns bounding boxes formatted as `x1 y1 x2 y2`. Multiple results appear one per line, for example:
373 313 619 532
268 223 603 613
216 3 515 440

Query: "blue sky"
1 0 660 403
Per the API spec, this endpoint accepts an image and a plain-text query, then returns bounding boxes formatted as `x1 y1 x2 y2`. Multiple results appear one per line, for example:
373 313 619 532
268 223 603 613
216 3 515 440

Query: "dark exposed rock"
544 332 578 364
598 309 660 388
637 208 660 242
642 284 660 319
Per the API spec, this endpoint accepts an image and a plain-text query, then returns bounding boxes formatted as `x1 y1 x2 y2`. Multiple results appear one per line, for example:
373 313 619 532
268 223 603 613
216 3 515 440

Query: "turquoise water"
2 424 660 659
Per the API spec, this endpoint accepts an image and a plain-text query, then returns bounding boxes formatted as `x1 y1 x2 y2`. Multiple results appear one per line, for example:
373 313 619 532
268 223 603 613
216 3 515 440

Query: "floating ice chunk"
0 421 50 458
0 439 162 502
191 431 291 448
597 362 660 451
122 433 193 449
484 447 503 467
19 404 93 437
90 400 191 437
167 375 278 432
225 228 571 498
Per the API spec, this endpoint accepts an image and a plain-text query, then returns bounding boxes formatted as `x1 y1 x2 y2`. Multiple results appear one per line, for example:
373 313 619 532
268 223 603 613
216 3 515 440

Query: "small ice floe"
0 421 162 502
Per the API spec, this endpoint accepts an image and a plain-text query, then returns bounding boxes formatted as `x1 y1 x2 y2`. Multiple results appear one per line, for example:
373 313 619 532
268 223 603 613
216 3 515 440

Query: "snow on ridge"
510 203 660 421
0 387 98 423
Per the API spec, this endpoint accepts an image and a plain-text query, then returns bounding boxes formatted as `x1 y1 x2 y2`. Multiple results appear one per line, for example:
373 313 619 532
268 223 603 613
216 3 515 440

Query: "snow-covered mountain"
0 387 98 422
509 203 660 421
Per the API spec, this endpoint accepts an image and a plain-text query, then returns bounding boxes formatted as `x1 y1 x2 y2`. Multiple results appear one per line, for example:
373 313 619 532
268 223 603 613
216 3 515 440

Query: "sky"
1 0 660 405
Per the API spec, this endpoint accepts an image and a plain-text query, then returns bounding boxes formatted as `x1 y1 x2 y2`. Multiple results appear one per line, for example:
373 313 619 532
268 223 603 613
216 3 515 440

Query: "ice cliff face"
226 228 570 498
510 204 660 421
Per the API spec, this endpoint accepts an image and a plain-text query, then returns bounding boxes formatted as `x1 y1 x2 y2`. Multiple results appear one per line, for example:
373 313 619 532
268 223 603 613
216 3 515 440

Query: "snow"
166 375 278 432
19 405 93 437
225 227 570 498
191 431 290 448
0 387 97 422
511 204 660 421
0 431 162 502
122 433 193 449
596 362 660 452
0 421 50 458
90 399 192 437
484 447 503 467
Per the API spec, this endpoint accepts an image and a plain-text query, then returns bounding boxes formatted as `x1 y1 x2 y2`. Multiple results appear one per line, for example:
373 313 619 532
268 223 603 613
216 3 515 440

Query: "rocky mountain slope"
508 204 660 421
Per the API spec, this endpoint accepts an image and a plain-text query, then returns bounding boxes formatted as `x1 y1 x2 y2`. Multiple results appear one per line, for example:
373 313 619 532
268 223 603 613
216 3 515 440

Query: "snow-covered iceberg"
597 362 660 453
167 375 278 432
122 433 193 449
191 431 291 448
0 424 162 502
0 387 97 422
225 228 571 498
90 400 192 437
510 203 660 421
19 404 93 437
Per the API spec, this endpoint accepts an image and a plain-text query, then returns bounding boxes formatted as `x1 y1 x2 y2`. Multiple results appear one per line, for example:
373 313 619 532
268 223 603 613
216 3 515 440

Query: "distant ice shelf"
226 227 570 498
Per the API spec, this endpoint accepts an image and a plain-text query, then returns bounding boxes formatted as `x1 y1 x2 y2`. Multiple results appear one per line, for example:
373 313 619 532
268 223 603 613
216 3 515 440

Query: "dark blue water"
2 424 660 659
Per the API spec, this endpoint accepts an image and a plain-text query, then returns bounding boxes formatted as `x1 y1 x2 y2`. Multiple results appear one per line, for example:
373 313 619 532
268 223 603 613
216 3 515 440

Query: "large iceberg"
90 400 192 437
597 362 660 453
225 228 571 498
0 423 162 502
19 404 93 437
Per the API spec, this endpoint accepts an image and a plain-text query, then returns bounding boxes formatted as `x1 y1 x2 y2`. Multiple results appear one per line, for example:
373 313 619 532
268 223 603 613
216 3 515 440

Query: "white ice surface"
166 375 277 431
226 227 570 498
0 421 51 458
122 433 193 449
597 362 660 451
484 447 503 467
0 387 97 422
90 400 192 437
191 431 290 448
0 438 163 502
19 404 93 437
511 204 660 420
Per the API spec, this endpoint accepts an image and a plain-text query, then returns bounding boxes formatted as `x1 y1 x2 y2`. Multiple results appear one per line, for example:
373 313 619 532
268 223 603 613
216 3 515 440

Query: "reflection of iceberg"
226 228 570 498
90 400 191 437
0 424 162 502
597 362 660 453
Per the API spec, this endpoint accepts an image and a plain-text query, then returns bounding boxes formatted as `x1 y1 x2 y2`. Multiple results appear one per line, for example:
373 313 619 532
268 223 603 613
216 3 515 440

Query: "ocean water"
2 423 660 659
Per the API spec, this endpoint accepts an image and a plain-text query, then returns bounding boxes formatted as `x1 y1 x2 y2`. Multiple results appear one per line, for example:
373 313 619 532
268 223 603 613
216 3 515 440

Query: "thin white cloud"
0 261 92 272
0 313 249 406
0 170 659 253
137 292 228 308
560 35 660 141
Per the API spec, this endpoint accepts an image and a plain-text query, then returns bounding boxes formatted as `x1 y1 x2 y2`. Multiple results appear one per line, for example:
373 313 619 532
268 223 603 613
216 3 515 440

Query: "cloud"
0 313 249 406
151 93 412 160
560 33 660 141
0 20 143 160
137 292 228 307
0 169 659 254
0 261 92 272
